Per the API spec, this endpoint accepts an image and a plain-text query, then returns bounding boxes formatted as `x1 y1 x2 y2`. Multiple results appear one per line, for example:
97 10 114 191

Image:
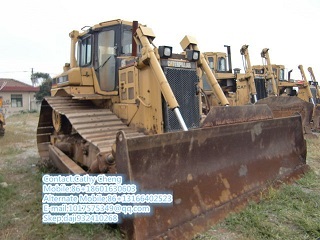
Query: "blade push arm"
299 65 315 105
240 45 258 102
135 26 188 131
260 48 278 96
308 67 320 99
180 36 230 106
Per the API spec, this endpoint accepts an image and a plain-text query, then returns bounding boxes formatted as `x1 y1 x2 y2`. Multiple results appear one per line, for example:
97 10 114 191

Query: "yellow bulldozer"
0 81 7 136
308 67 320 103
37 20 308 239
252 48 316 134
305 66 320 130
202 45 257 107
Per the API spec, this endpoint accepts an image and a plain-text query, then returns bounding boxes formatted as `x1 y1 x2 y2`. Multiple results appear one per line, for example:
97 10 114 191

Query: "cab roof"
77 19 144 37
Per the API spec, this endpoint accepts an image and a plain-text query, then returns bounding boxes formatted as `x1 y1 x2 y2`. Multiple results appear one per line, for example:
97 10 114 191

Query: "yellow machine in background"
252 48 315 134
0 81 6 136
0 96 5 136
202 45 257 107
253 48 314 101
305 66 320 130
308 67 320 102
37 20 308 239
298 65 316 104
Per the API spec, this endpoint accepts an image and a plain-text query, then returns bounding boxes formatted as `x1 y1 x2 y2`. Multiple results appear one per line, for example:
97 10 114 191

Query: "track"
36 96 144 162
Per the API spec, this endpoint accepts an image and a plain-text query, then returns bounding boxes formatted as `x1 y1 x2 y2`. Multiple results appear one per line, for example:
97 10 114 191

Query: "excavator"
37 20 308 239
252 48 315 135
202 45 257 107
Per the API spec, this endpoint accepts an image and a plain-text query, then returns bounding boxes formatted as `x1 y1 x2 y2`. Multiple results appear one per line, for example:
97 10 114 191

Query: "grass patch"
0 113 123 240
0 174 14 207
306 135 320 175
0 174 16 230
221 171 320 240
0 146 24 156
0 159 122 240
0 113 38 157
2 113 320 240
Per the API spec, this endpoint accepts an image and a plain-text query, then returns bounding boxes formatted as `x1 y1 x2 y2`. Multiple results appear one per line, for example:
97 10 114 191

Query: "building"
0 78 39 116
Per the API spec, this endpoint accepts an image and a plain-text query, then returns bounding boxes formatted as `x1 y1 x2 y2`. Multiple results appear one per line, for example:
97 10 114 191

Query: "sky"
0 0 319 85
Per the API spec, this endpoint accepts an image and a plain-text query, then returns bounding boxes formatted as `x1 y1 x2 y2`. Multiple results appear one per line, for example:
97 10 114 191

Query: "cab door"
94 28 117 91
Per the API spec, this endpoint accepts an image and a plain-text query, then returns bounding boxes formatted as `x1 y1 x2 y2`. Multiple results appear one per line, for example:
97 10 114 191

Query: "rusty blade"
201 104 273 127
312 105 320 130
115 115 307 240
256 96 314 128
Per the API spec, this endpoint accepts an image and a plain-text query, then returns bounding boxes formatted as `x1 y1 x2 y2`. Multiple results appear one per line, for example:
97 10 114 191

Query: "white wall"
0 92 39 116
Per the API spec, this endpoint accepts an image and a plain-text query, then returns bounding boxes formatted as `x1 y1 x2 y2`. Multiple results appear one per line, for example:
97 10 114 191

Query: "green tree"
32 72 52 101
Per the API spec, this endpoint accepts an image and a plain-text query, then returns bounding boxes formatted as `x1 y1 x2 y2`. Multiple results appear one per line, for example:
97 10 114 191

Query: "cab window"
79 36 92 66
218 57 226 71
96 30 116 91
279 69 285 80
208 57 214 70
122 30 132 54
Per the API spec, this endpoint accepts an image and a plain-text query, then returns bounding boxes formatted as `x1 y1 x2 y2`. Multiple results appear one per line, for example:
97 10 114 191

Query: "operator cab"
77 21 138 92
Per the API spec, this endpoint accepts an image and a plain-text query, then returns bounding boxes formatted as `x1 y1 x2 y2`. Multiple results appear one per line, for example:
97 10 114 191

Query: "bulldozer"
307 67 320 103
37 20 308 239
0 81 7 136
0 96 5 136
252 48 315 135
202 45 257 107
304 66 320 130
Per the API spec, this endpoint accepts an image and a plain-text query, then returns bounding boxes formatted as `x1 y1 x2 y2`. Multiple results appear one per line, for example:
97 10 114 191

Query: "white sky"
0 0 319 85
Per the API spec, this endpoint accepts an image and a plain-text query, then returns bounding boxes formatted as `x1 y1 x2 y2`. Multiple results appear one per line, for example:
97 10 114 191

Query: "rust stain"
219 174 230 189
191 205 201 215
218 174 232 202
193 185 206 210
219 189 232 202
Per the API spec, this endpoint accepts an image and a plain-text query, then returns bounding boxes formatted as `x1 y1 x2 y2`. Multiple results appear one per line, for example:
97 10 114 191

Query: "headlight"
158 46 172 58
186 50 200 61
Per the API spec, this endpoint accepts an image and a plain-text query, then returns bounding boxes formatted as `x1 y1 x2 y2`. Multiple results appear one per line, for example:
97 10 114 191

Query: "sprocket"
52 110 62 132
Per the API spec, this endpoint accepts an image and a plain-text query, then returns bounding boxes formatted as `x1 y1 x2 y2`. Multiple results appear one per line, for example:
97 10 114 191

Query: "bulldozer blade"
115 115 308 240
201 104 273 127
49 145 86 174
256 96 314 132
312 105 320 131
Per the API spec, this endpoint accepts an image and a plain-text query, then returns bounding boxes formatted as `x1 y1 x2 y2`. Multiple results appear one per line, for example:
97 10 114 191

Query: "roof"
0 78 39 92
